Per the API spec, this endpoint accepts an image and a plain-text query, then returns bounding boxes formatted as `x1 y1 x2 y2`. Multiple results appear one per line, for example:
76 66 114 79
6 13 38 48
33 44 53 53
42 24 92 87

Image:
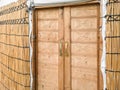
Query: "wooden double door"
35 4 100 90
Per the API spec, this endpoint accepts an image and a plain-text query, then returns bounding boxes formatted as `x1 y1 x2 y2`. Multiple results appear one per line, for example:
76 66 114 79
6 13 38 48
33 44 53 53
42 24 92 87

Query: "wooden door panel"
71 18 97 30
72 79 97 90
38 42 58 54
36 8 64 90
38 20 59 30
38 9 59 19
38 31 58 42
38 54 58 64
71 55 97 69
70 4 99 90
71 43 97 55
71 5 97 17
71 31 97 43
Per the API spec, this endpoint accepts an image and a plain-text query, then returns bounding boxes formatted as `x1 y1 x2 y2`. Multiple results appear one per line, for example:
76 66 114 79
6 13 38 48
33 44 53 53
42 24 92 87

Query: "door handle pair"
59 40 69 57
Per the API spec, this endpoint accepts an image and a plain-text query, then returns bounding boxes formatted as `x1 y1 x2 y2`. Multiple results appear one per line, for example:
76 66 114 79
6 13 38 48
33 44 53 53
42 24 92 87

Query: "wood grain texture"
71 4 99 90
35 3 101 90
36 8 62 90
71 18 97 30
64 7 71 90
71 5 97 18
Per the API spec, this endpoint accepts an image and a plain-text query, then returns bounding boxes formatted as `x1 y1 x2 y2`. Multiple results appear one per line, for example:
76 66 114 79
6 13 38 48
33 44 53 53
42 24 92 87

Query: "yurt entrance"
34 2 101 90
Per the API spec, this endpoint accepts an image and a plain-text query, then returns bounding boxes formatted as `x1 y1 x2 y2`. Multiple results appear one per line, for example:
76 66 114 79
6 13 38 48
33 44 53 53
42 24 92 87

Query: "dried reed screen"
106 0 120 89
0 0 30 90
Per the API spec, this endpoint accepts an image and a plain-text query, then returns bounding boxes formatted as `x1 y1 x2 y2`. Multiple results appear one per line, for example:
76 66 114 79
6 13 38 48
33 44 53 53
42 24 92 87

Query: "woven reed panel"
0 0 30 90
106 0 120 89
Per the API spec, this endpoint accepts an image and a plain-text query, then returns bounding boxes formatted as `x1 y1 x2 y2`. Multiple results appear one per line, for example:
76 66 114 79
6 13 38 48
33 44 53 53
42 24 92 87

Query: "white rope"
27 0 34 90
101 0 107 90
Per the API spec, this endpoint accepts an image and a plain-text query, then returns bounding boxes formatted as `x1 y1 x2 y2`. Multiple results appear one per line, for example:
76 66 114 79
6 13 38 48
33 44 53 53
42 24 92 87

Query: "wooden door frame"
97 4 103 90
33 3 101 90
33 10 38 90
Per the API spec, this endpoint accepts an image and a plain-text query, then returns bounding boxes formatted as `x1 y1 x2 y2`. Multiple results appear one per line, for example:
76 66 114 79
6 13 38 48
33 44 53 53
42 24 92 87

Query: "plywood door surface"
36 4 100 90
70 5 99 90
36 8 64 90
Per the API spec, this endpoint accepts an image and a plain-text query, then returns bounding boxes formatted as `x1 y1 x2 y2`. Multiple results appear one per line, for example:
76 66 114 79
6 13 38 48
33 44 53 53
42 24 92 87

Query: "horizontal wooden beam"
34 0 100 9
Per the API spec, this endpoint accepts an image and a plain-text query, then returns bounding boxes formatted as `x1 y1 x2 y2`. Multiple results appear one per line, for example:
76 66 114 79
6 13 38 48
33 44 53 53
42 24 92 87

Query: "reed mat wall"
106 0 120 89
0 0 30 90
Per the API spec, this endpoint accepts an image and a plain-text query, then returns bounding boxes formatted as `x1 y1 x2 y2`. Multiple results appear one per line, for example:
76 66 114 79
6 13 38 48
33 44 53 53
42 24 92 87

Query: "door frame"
33 2 101 90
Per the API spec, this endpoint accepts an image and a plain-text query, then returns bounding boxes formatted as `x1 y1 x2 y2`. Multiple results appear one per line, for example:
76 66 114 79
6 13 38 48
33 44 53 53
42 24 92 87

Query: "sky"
0 0 17 7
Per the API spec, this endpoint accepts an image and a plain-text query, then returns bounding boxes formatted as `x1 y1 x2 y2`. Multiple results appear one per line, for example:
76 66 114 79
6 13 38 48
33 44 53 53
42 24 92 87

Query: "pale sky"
0 0 17 7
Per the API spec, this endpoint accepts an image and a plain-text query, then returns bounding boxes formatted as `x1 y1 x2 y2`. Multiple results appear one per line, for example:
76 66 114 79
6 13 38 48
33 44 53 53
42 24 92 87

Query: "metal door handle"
59 40 63 56
65 42 69 57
